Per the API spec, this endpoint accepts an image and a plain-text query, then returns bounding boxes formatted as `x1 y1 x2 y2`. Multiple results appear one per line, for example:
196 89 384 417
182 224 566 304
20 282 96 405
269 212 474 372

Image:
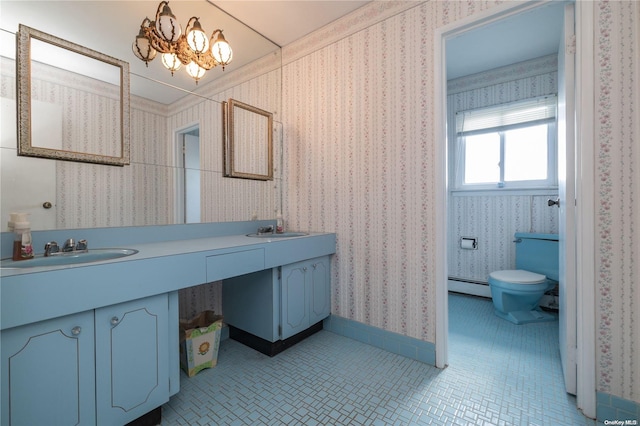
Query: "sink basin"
246 232 308 239
1 248 138 269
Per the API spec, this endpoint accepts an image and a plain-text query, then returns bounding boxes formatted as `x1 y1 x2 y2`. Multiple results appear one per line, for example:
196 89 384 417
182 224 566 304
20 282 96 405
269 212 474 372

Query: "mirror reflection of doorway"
175 126 200 224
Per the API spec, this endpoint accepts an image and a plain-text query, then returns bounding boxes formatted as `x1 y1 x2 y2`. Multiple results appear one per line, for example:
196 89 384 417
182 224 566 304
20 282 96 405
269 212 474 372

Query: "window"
455 96 557 190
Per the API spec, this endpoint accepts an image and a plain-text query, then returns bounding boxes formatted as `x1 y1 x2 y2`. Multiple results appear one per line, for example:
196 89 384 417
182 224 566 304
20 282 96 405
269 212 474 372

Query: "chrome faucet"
257 225 274 235
44 241 60 257
47 238 88 255
60 238 88 252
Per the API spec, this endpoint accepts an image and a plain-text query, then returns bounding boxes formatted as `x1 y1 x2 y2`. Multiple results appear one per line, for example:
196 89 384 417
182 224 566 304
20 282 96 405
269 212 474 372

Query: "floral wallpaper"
448 193 559 283
281 0 639 405
594 0 639 401
283 1 439 342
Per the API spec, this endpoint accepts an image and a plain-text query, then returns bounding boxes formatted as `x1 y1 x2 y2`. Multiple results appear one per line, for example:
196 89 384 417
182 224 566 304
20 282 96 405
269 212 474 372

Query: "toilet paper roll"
460 238 477 250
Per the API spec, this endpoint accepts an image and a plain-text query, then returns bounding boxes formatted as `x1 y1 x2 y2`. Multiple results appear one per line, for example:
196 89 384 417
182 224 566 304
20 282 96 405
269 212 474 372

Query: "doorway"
175 125 201 224
433 0 596 419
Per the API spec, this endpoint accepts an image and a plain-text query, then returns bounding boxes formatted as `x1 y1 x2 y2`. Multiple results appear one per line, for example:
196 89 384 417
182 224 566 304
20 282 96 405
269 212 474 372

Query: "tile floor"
162 293 595 425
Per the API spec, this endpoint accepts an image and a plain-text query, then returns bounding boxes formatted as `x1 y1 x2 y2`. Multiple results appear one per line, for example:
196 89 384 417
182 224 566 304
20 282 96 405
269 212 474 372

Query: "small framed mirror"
17 24 130 166
224 98 273 180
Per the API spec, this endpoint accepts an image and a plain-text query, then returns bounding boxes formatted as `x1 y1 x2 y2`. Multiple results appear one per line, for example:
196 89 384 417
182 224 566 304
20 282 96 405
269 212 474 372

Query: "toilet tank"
514 232 559 281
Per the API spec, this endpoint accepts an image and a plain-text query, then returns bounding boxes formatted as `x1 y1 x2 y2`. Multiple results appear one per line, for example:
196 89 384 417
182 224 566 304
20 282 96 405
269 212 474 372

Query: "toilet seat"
489 269 546 284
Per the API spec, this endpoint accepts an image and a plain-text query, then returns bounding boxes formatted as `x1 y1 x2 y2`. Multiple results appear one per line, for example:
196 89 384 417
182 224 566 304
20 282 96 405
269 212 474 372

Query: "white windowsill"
450 187 559 196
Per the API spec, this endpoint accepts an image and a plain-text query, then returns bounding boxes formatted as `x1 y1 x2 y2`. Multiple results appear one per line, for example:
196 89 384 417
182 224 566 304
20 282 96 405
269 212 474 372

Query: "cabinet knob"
303 267 307 272
110 316 120 326
71 326 82 336
312 264 317 269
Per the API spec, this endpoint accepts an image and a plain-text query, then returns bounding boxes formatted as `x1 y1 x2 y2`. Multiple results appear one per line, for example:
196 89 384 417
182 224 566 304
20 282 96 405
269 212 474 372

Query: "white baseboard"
447 279 491 298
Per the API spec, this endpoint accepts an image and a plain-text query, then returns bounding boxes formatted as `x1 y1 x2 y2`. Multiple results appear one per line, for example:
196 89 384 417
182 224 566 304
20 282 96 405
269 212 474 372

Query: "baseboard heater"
447 277 492 298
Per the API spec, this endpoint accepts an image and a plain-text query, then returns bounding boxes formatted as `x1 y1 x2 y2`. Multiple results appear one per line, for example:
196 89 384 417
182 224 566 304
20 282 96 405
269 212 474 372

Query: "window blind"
456 95 557 135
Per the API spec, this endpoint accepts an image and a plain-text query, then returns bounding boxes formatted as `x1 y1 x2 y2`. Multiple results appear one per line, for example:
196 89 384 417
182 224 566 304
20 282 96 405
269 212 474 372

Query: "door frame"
433 0 596 418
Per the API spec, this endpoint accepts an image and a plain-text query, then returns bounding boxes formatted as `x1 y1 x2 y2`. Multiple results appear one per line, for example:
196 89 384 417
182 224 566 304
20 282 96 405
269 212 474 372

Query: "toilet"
488 232 559 325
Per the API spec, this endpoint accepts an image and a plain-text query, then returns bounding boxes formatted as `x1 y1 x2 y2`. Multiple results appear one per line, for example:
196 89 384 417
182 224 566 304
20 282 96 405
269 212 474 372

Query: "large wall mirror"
0 1 282 231
225 99 273 181
17 24 130 166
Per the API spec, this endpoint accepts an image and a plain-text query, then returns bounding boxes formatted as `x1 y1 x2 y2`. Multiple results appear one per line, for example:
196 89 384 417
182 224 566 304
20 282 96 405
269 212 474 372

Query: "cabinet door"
1 311 95 426
309 258 331 324
95 294 169 425
281 262 309 340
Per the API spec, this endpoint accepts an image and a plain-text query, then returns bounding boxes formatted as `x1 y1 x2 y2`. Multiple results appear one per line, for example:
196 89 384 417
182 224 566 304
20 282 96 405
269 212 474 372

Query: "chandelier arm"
194 53 218 70
175 37 197 66
143 26 177 55
174 39 217 69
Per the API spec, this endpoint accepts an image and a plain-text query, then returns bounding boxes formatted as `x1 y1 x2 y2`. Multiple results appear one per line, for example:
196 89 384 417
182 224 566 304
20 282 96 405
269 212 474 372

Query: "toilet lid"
490 269 547 284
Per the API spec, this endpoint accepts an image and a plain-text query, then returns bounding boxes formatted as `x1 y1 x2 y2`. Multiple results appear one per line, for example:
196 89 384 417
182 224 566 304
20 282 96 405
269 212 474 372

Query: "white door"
557 3 577 395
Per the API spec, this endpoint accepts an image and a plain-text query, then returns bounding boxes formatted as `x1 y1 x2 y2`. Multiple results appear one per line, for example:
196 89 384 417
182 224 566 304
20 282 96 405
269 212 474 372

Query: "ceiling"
446 2 566 80
212 1 369 47
1 1 565 103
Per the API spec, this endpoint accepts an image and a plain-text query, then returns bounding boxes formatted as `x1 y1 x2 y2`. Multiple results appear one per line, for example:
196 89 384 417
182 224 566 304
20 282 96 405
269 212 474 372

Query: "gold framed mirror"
224 98 273 180
16 24 130 166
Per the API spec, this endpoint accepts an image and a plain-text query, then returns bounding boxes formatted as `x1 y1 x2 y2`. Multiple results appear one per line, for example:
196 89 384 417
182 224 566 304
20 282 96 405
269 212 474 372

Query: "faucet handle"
62 238 75 252
76 239 88 251
44 241 59 256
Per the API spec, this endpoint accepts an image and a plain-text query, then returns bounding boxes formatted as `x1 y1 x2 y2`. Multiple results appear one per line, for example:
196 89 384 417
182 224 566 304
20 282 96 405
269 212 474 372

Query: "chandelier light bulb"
211 31 233 69
132 30 156 65
161 52 182 75
186 61 206 82
155 2 181 42
186 18 209 54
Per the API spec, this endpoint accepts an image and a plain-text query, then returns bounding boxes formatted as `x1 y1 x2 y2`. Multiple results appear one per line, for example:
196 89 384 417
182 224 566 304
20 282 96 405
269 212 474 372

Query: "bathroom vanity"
0 223 336 426
1 293 172 426
223 255 331 356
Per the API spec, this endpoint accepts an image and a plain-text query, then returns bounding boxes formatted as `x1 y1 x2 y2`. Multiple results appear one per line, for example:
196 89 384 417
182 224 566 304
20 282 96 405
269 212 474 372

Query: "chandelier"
132 1 233 84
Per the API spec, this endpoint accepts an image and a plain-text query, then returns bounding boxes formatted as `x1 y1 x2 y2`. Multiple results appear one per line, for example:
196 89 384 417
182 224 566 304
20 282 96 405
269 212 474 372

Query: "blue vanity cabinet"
223 255 331 345
0 229 336 422
95 293 171 426
281 256 331 340
223 268 280 342
1 293 177 426
1 310 96 426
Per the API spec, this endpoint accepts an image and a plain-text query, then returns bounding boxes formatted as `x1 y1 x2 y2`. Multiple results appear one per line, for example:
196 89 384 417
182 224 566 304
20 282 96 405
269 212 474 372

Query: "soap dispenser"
276 212 284 234
12 213 34 261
